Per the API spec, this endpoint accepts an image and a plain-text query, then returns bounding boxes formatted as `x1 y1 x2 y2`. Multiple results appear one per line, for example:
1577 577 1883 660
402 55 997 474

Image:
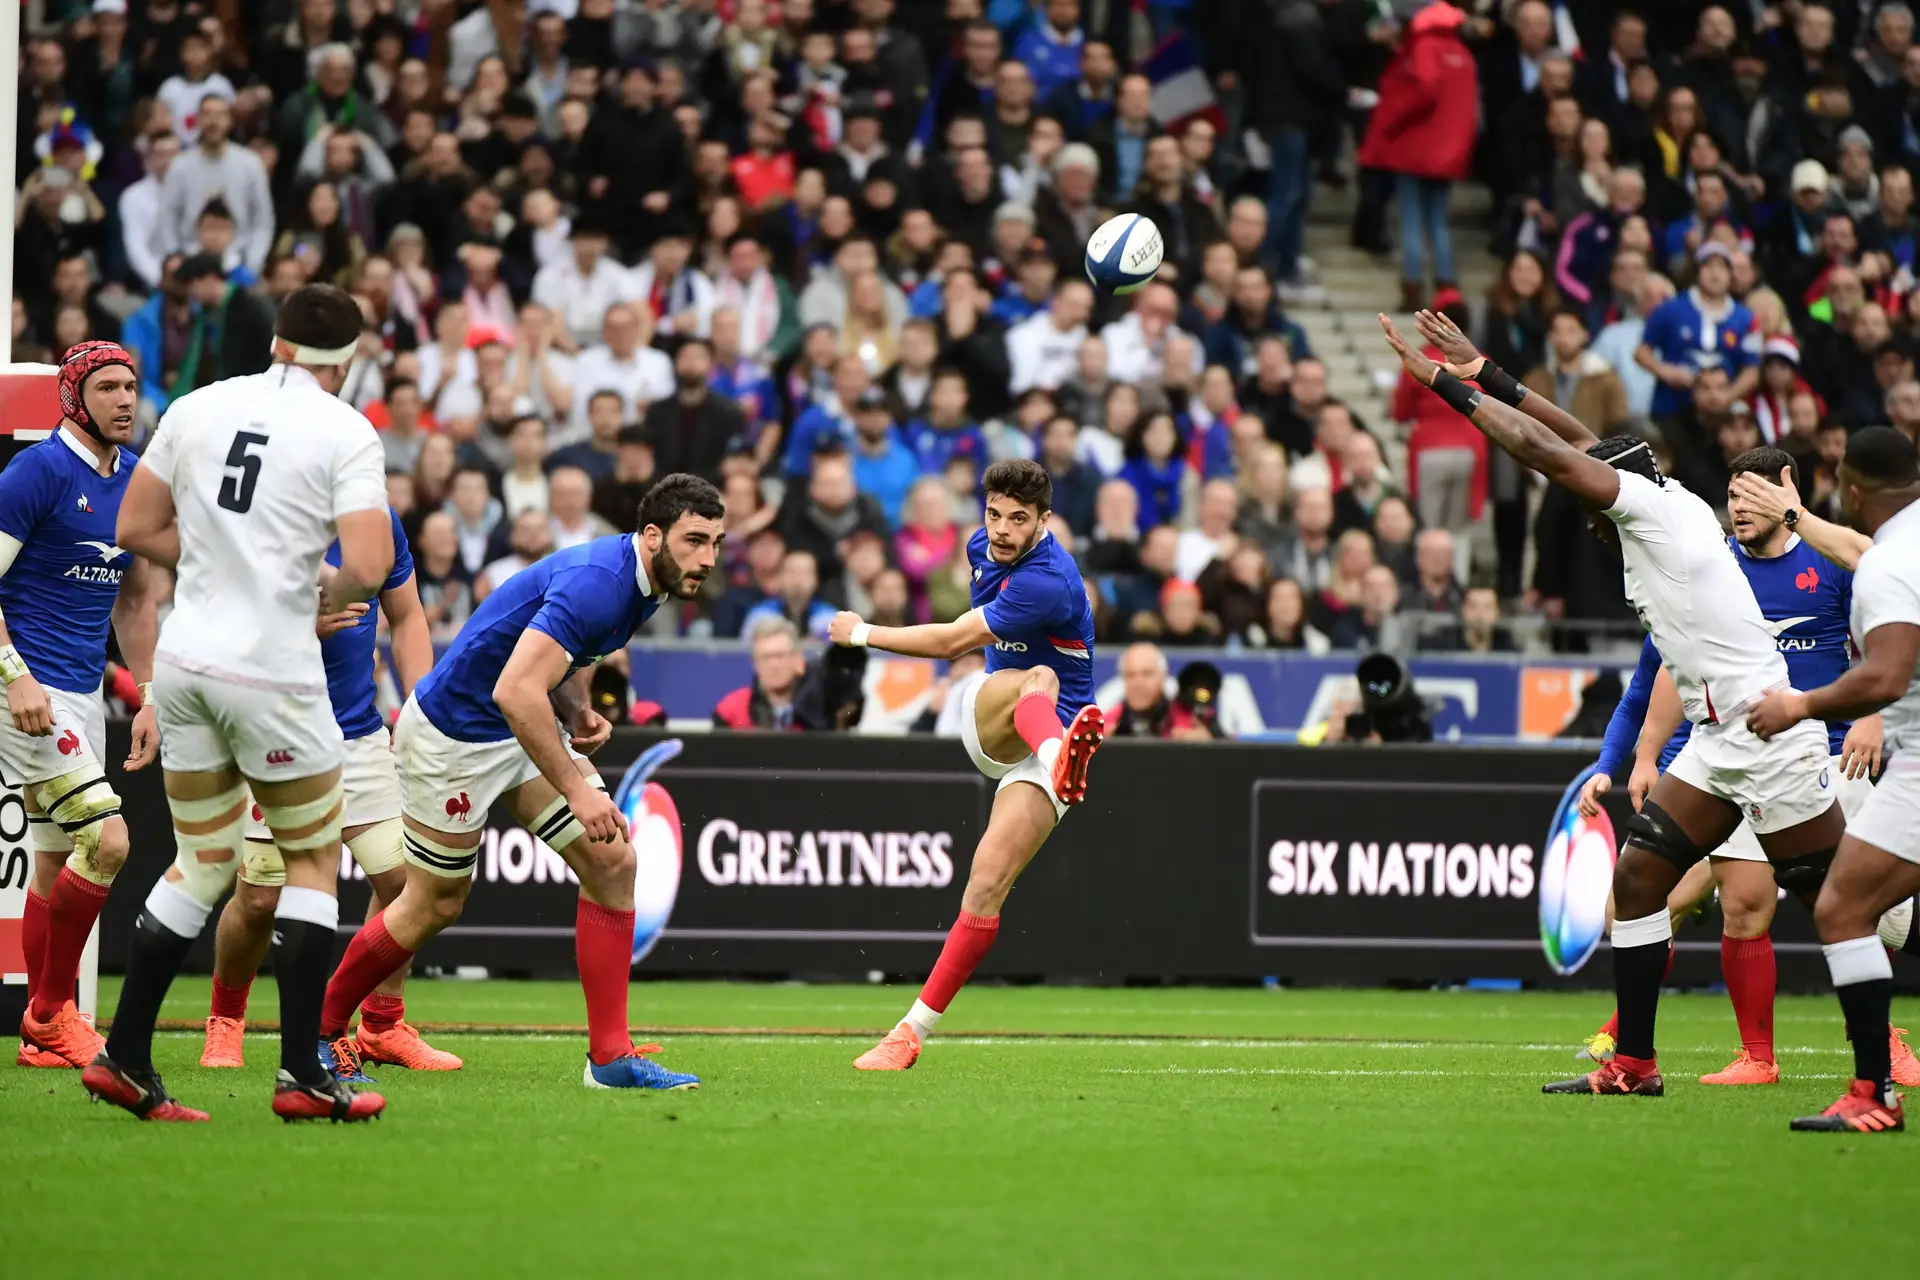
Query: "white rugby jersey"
1852 499 1920 756
1604 469 1787 724
142 365 387 693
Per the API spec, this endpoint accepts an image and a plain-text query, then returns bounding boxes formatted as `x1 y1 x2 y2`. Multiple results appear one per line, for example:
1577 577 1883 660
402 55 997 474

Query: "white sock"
1824 935 1894 986
274 885 340 931
903 998 942 1041
1036 737 1061 772
143 877 213 939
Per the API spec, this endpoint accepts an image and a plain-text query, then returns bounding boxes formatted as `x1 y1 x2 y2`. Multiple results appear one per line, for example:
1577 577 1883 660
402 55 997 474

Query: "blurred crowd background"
13 0 1915 734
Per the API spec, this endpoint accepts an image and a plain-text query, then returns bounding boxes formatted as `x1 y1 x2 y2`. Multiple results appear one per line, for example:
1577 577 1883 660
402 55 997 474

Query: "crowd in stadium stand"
15 0 1919 707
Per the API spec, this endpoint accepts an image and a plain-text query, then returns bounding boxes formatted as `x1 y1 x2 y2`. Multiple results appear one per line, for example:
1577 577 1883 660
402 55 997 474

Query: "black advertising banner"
1249 778 1558 952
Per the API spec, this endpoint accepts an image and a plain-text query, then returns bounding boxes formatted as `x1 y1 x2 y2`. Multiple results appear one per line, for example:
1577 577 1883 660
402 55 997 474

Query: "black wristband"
1475 360 1527 407
1428 369 1484 417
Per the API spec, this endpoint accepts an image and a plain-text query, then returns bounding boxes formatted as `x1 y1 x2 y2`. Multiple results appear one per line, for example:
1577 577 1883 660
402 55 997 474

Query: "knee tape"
28 812 71 855
259 782 345 853
528 772 609 853
347 817 404 877
167 783 248 907
403 826 479 878
239 838 286 888
1623 800 1708 871
33 765 122 882
1773 846 1837 897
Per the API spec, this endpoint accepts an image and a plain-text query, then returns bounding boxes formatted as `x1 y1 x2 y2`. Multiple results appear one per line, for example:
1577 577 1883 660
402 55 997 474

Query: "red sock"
1598 1010 1619 1038
1615 1051 1657 1075
919 911 1001 1013
576 899 636 1065
1012 692 1063 756
321 912 413 1037
30 868 109 1020
21 887 50 1009
361 992 405 1032
1721 933 1776 1063
210 976 252 1021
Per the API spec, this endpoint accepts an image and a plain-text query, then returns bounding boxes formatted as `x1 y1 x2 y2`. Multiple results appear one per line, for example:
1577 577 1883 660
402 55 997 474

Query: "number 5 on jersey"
219 430 269 513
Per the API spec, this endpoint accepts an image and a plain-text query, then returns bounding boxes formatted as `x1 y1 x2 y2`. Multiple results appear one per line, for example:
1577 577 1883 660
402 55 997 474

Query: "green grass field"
5 979 1914 1277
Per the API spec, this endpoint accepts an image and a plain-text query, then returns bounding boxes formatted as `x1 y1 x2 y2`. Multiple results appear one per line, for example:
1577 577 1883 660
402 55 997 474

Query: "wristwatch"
1783 507 1801 530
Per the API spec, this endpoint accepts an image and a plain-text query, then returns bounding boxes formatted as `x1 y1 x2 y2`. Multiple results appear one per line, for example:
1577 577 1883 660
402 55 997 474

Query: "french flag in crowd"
1141 33 1225 135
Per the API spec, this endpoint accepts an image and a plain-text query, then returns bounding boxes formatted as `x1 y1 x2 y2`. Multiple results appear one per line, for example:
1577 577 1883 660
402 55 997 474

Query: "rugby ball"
1085 213 1164 296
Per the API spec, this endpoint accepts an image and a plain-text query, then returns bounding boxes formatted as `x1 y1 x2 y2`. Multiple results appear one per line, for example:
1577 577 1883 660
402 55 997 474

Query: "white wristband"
0 644 28 686
139 681 155 708
849 622 873 647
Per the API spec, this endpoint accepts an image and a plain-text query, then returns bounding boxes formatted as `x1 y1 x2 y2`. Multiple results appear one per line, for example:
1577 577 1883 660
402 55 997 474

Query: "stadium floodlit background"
5 0 1920 1273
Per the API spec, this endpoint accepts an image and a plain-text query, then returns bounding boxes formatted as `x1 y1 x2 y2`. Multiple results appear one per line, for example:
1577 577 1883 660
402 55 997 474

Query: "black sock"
1838 978 1896 1101
1613 940 1669 1062
104 911 197 1074
272 918 337 1088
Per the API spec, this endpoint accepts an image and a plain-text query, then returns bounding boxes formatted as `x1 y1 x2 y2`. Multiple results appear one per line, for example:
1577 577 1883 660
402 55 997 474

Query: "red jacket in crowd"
1357 3 1478 183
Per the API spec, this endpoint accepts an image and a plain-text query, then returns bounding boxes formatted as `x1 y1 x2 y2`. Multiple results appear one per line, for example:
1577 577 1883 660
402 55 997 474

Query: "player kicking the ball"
1381 312 1846 1098
830 459 1104 1071
314 475 723 1091
196 505 457 1079
90 286 397 1122
1 342 162 1068
1746 428 1920 1132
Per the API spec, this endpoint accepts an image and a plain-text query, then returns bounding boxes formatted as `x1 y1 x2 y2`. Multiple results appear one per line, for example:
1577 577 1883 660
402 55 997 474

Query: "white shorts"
1665 715 1835 837
243 728 400 842
1714 751 1872 862
0 681 106 788
958 675 1067 822
393 695 590 834
155 661 344 782
1844 764 1920 865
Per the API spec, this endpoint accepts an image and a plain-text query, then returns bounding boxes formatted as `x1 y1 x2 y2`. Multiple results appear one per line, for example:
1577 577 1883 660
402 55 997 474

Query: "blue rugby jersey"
322 507 415 739
969 526 1095 727
0 430 138 693
414 533 664 742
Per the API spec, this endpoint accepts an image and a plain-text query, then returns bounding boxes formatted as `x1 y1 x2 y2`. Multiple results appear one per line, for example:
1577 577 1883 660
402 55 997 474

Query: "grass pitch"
4 980 1912 1277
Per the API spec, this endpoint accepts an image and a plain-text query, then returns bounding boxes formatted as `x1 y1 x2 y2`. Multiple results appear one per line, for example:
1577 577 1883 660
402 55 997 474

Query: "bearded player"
2 342 161 1069
1572 447 1920 1086
314 475 722 1090
1382 312 1846 1098
828 458 1104 1071
195 504 455 1077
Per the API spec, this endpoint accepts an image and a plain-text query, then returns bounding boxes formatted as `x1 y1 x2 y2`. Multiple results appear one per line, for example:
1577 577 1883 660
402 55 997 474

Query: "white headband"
270 337 359 366
1603 441 1653 469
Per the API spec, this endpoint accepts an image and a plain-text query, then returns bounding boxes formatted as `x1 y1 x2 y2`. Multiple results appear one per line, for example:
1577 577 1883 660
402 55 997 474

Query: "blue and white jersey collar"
58 424 119 475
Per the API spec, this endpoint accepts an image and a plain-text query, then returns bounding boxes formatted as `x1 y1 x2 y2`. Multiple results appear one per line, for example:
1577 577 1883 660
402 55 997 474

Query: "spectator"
1591 270 1675 416
1034 143 1105 275
1309 527 1376 638
499 416 551 518
273 179 365 288
120 131 180 291
378 378 430 473
531 216 630 350
902 368 987 477
894 476 962 620
1403 528 1464 616
159 95 272 273
714 234 801 366
580 60 690 260
548 389 625 484
1036 414 1101 539
1109 642 1212 739
1637 243 1757 429
802 236 907 332
786 353 870 475
1141 579 1222 648
593 427 661 535
1356 0 1478 310
155 27 236 147
1272 484 1336 592
1372 494 1417 584
1234 442 1291 560
570 303 675 436
167 252 274 393
780 448 891 589
1679 402 1763 507
446 464 504 577
475 508 555 604
847 387 919 525
1205 266 1311 383
715 528 788 639
1236 0 1345 288
1554 166 1646 313
644 337 750 481
1423 584 1518 653
1101 282 1200 385
412 510 474 644
1522 309 1632 437
1125 134 1222 289
549 465 615 551
1198 542 1271 645
1330 433 1398 538
743 549 838 641
1120 411 1187 530
1260 576 1316 651
714 617 811 729
631 227 718 340
1327 564 1407 652
1007 278 1094 394
1176 479 1240 581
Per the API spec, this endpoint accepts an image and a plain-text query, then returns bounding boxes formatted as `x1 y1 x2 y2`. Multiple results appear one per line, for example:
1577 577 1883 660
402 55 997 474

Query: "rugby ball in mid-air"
1085 213 1164 295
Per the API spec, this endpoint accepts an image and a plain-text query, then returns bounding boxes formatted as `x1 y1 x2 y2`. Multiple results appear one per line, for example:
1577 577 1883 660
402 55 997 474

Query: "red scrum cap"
58 340 136 438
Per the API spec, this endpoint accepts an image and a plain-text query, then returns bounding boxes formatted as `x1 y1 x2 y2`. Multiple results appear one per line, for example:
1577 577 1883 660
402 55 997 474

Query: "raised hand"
1413 308 1486 378
1378 314 1441 386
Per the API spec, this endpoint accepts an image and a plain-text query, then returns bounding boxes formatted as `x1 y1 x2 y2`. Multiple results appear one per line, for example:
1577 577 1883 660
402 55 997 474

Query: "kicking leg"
857 779 1059 1071
1546 774 1737 1095
1699 856 1781 1084
1792 834 1920 1131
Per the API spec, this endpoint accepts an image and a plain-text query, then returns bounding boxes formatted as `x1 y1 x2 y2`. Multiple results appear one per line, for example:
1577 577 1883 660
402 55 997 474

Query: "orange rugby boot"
17 1039 70 1068
200 1015 246 1068
1699 1049 1779 1086
853 1022 922 1071
21 999 106 1067
355 1020 464 1070
1542 1059 1664 1095
82 1054 210 1122
1891 1027 1920 1088
1050 705 1105 805
1790 1080 1905 1133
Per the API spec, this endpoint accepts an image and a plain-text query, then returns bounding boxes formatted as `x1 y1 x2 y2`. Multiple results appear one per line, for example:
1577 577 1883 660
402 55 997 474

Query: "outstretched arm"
1382 316 1620 508
828 607 997 661
1728 467 1871 570
1414 309 1600 451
